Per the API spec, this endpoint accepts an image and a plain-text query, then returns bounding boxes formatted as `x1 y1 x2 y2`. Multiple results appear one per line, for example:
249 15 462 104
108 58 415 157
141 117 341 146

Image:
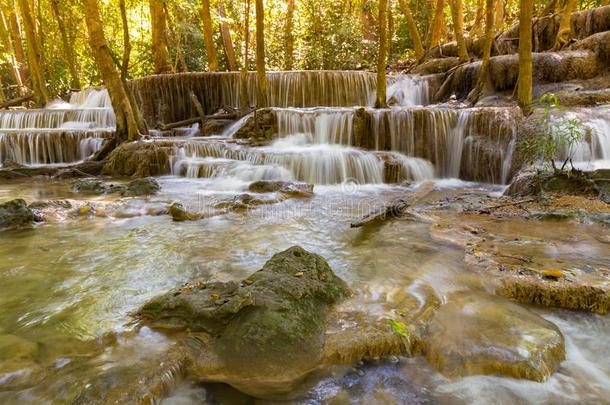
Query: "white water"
0 89 114 167
553 107 610 170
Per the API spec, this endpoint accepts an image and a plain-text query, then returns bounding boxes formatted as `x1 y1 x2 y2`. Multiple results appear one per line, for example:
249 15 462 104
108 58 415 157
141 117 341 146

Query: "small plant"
520 93 587 173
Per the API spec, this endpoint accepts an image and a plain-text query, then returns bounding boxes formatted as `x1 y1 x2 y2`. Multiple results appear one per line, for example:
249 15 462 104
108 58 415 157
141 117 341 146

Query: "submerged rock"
466 237 610 314
167 202 205 221
248 180 314 197
138 246 351 398
421 293 565 381
71 179 109 195
0 199 35 230
122 177 160 196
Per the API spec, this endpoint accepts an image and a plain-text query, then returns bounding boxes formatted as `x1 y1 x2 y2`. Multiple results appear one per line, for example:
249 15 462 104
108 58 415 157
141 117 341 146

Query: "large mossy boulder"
138 246 351 397
102 141 171 177
0 199 35 230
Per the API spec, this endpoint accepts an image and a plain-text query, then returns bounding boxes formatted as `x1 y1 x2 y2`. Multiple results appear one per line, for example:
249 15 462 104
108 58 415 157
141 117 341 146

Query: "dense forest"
0 0 606 98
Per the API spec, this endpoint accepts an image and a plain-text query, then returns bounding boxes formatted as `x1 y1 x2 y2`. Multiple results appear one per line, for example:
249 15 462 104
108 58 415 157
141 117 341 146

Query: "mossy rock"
138 246 351 389
122 177 160 196
0 199 35 230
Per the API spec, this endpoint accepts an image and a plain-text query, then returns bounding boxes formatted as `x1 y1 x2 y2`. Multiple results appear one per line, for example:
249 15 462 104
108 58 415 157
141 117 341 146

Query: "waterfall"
0 130 112 166
0 88 114 167
270 106 519 184
555 107 610 169
128 71 432 127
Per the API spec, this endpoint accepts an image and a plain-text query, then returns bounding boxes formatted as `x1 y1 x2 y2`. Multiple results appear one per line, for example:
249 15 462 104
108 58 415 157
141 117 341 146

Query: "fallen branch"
350 181 435 228
160 109 254 131
0 93 34 109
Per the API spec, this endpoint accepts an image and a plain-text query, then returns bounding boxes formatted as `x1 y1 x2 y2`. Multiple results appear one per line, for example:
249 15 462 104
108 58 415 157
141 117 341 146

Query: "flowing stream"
0 73 609 403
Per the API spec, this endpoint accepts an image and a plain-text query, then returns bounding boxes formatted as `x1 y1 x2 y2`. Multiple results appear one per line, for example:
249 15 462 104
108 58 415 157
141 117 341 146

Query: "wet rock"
103 141 171 177
248 180 314 197
233 109 276 140
466 238 610 314
71 178 109 195
0 334 40 385
167 202 211 221
138 246 351 398
422 294 565 381
505 169 599 198
412 57 461 75
122 177 160 196
0 199 35 230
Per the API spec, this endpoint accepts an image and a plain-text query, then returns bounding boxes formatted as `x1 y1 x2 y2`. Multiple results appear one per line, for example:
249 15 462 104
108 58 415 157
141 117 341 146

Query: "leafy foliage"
520 93 587 172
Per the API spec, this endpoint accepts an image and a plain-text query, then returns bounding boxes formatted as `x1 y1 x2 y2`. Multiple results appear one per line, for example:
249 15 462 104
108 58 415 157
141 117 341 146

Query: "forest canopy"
0 0 607 101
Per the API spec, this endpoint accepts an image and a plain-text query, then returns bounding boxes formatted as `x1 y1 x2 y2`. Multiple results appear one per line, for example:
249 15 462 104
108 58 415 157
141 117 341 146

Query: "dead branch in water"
350 181 435 228
160 108 254 131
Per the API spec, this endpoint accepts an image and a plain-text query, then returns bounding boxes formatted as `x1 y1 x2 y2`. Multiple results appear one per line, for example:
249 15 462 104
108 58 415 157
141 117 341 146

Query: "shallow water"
0 176 609 404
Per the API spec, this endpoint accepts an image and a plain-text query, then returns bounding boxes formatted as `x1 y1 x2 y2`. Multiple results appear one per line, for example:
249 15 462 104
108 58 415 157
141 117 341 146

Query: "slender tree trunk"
429 0 445 49
398 0 424 61
540 0 558 16
375 0 388 108
163 2 188 72
240 0 250 108
255 0 266 107
17 0 47 105
517 0 532 111
0 9 25 94
217 1 238 71
449 0 469 62
50 0 80 89
466 0 495 105
283 0 295 70
83 0 140 142
552 0 576 50
149 0 173 74
494 0 505 33
5 2 28 87
471 0 485 37
201 0 219 71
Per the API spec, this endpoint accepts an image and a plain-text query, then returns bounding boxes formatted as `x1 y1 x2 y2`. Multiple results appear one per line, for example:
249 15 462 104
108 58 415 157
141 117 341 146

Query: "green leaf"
388 319 410 338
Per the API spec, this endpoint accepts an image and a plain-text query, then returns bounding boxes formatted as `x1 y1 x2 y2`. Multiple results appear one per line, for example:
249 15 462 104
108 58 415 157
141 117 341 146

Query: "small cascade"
128 71 432 127
274 108 355 144
554 107 610 169
0 88 114 166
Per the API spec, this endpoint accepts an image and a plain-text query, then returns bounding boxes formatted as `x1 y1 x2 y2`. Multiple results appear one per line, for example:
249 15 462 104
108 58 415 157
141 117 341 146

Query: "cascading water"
0 88 114 166
128 71 432 127
555 107 610 170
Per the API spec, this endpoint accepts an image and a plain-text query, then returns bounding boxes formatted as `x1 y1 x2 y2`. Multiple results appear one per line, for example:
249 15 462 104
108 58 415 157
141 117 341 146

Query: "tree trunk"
283 0 295 70
149 0 173 74
552 0 576 50
466 0 495 105
429 0 445 49
50 0 80 89
470 0 484 38
201 0 219 71
255 0 267 107
494 0 505 33
375 0 388 108
17 0 47 105
0 9 25 93
398 0 424 61
217 1 238 71
5 1 28 87
240 0 250 108
82 0 140 143
540 0 558 16
449 0 469 62
163 2 188 72
517 0 532 111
